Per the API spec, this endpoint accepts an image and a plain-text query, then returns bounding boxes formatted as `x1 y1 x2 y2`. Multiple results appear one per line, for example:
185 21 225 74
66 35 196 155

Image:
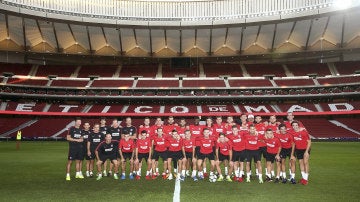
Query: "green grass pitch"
0 141 359 202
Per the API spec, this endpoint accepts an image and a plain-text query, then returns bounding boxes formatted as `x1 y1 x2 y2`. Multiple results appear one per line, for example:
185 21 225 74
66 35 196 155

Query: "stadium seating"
77 65 118 78
162 64 199 77
335 118 360 132
120 64 158 78
6 78 48 86
182 79 226 87
273 78 315 86
244 64 286 77
299 118 360 138
0 63 32 76
91 79 134 88
136 79 179 88
335 61 360 75
50 80 89 87
228 79 272 87
317 76 360 85
287 63 331 76
36 65 77 77
203 63 243 77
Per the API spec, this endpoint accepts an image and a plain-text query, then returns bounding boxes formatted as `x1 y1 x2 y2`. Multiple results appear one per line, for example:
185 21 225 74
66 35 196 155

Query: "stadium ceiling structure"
0 0 359 62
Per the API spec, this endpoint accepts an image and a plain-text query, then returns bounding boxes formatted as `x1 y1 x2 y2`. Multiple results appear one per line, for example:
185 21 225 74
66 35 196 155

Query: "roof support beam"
287 21 297 41
133 28 138 47
179 29 182 56
52 22 60 53
194 29 197 47
101 27 108 45
224 27 229 45
254 25 262 44
86 26 93 54
67 24 77 43
149 28 153 56
340 14 346 48
239 27 244 54
117 28 123 55
21 17 27 52
36 20 44 41
5 14 10 39
305 19 314 50
271 24 277 51
321 16 330 39
209 23 213 55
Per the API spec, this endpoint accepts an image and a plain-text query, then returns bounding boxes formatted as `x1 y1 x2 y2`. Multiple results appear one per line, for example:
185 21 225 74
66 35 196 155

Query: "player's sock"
265 168 268 174
304 173 309 180
240 171 244 178
203 168 207 173
271 171 275 177
258 174 263 180
146 171 150 176
290 173 295 179
192 170 197 177
210 171 214 176
235 170 239 177
139 168 142 174
266 172 271 178
66 173 70 177
225 167 228 175
156 168 159 173
137 170 141 176
301 171 305 179
181 170 186 177
256 169 259 175
246 172 251 179
174 168 177 173
279 171 283 178
282 172 286 179
289 169 291 175
186 170 190 176
149 168 152 173
198 171 203 177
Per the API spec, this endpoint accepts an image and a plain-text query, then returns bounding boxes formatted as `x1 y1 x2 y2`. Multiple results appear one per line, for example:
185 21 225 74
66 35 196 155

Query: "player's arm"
304 138 311 158
215 147 219 161
276 146 281 161
148 144 152 161
87 141 91 156
66 134 80 142
192 146 196 159
229 149 233 162
290 142 296 161
182 146 186 160
135 147 139 160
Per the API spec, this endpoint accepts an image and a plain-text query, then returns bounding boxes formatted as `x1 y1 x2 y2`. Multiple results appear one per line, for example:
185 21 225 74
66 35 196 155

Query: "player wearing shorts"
87 123 104 178
81 122 91 177
65 117 84 181
244 125 263 183
276 123 294 183
291 121 311 185
119 133 135 180
227 125 246 182
196 128 216 180
106 118 122 177
151 128 168 179
254 115 267 176
264 129 281 182
95 134 119 180
215 133 233 182
166 130 184 181
134 130 152 180
182 130 197 180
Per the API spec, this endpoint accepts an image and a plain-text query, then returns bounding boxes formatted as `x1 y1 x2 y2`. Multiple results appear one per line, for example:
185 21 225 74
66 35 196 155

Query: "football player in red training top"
151 127 168 179
87 123 104 178
95 134 120 180
212 116 226 137
284 112 305 131
225 116 237 135
196 128 217 180
150 117 164 175
188 117 203 178
166 130 185 181
215 133 233 182
254 115 267 176
201 117 215 177
119 133 135 180
290 121 311 185
177 118 188 138
66 117 84 181
134 130 152 180
182 130 197 181
275 123 294 183
239 113 249 131
244 125 263 183
227 125 246 182
264 129 281 182
138 117 153 139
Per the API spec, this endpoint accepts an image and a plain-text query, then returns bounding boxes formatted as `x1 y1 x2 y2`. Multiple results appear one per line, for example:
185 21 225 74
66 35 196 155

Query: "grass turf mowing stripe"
173 177 181 202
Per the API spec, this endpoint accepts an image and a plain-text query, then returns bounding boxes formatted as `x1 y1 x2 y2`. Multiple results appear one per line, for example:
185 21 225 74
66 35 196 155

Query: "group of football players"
65 112 311 185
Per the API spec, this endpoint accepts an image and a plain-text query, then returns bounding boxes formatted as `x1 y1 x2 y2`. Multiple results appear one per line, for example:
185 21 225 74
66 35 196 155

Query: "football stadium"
0 0 360 201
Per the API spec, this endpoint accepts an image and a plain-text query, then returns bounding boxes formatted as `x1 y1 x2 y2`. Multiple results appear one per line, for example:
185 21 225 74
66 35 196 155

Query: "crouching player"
95 134 119 180
182 130 197 181
134 130 152 180
215 133 233 182
264 129 281 182
291 121 311 185
244 125 263 183
167 130 185 180
119 133 135 180
276 123 294 183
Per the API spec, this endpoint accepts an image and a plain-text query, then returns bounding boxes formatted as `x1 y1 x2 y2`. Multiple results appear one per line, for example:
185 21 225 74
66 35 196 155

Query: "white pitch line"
173 178 181 202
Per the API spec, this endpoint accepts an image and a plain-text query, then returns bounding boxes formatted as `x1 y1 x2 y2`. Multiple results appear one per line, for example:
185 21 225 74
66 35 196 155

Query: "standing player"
95 134 119 180
215 133 233 182
182 130 197 180
65 117 84 181
166 130 184 180
99 117 108 135
238 113 249 132
227 125 246 182
291 121 311 185
139 117 153 138
106 118 122 177
224 116 237 135
122 117 137 140
163 116 180 136
254 115 267 176
177 118 188 138
87 123 104 178
276 123 294 183
284 112 304 130
196 128 216 180
134 130 152 180
244 125 263 183
213 116 226 137
81 122 91 177
264 129 281 182
119 133 135 180
151 128 168 179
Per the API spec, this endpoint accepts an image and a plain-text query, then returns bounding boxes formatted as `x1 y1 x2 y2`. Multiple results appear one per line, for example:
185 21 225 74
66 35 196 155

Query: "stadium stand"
50 80 89 87
287 63 331 76
335 61 360 75
162 64 199 77
244 64 286 77
36 65 77 77
0 63 32 76
120 64 158 78
182 79 226 87
77 65 118 78
6 78 48 86
203 63 243 77
228 78 273 87
136 79 179 88
273 78 315 86
90 79 134 88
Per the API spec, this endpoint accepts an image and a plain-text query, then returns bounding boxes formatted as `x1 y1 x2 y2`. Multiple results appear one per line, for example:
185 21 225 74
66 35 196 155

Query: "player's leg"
304 152 310 183
180 157 187 180
197 158 204 179
145 155 152 180
275 159 281 183
96 160 104 180
202 159 208 178
66 160 73 180
167 157 173 180
103 160 108 176
265 160 272 181
112 159 119 180
224 159 229 176
216 160 223 181
75 159 84 179
256 160 263 183
209 159 216 180
191 157 198 180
